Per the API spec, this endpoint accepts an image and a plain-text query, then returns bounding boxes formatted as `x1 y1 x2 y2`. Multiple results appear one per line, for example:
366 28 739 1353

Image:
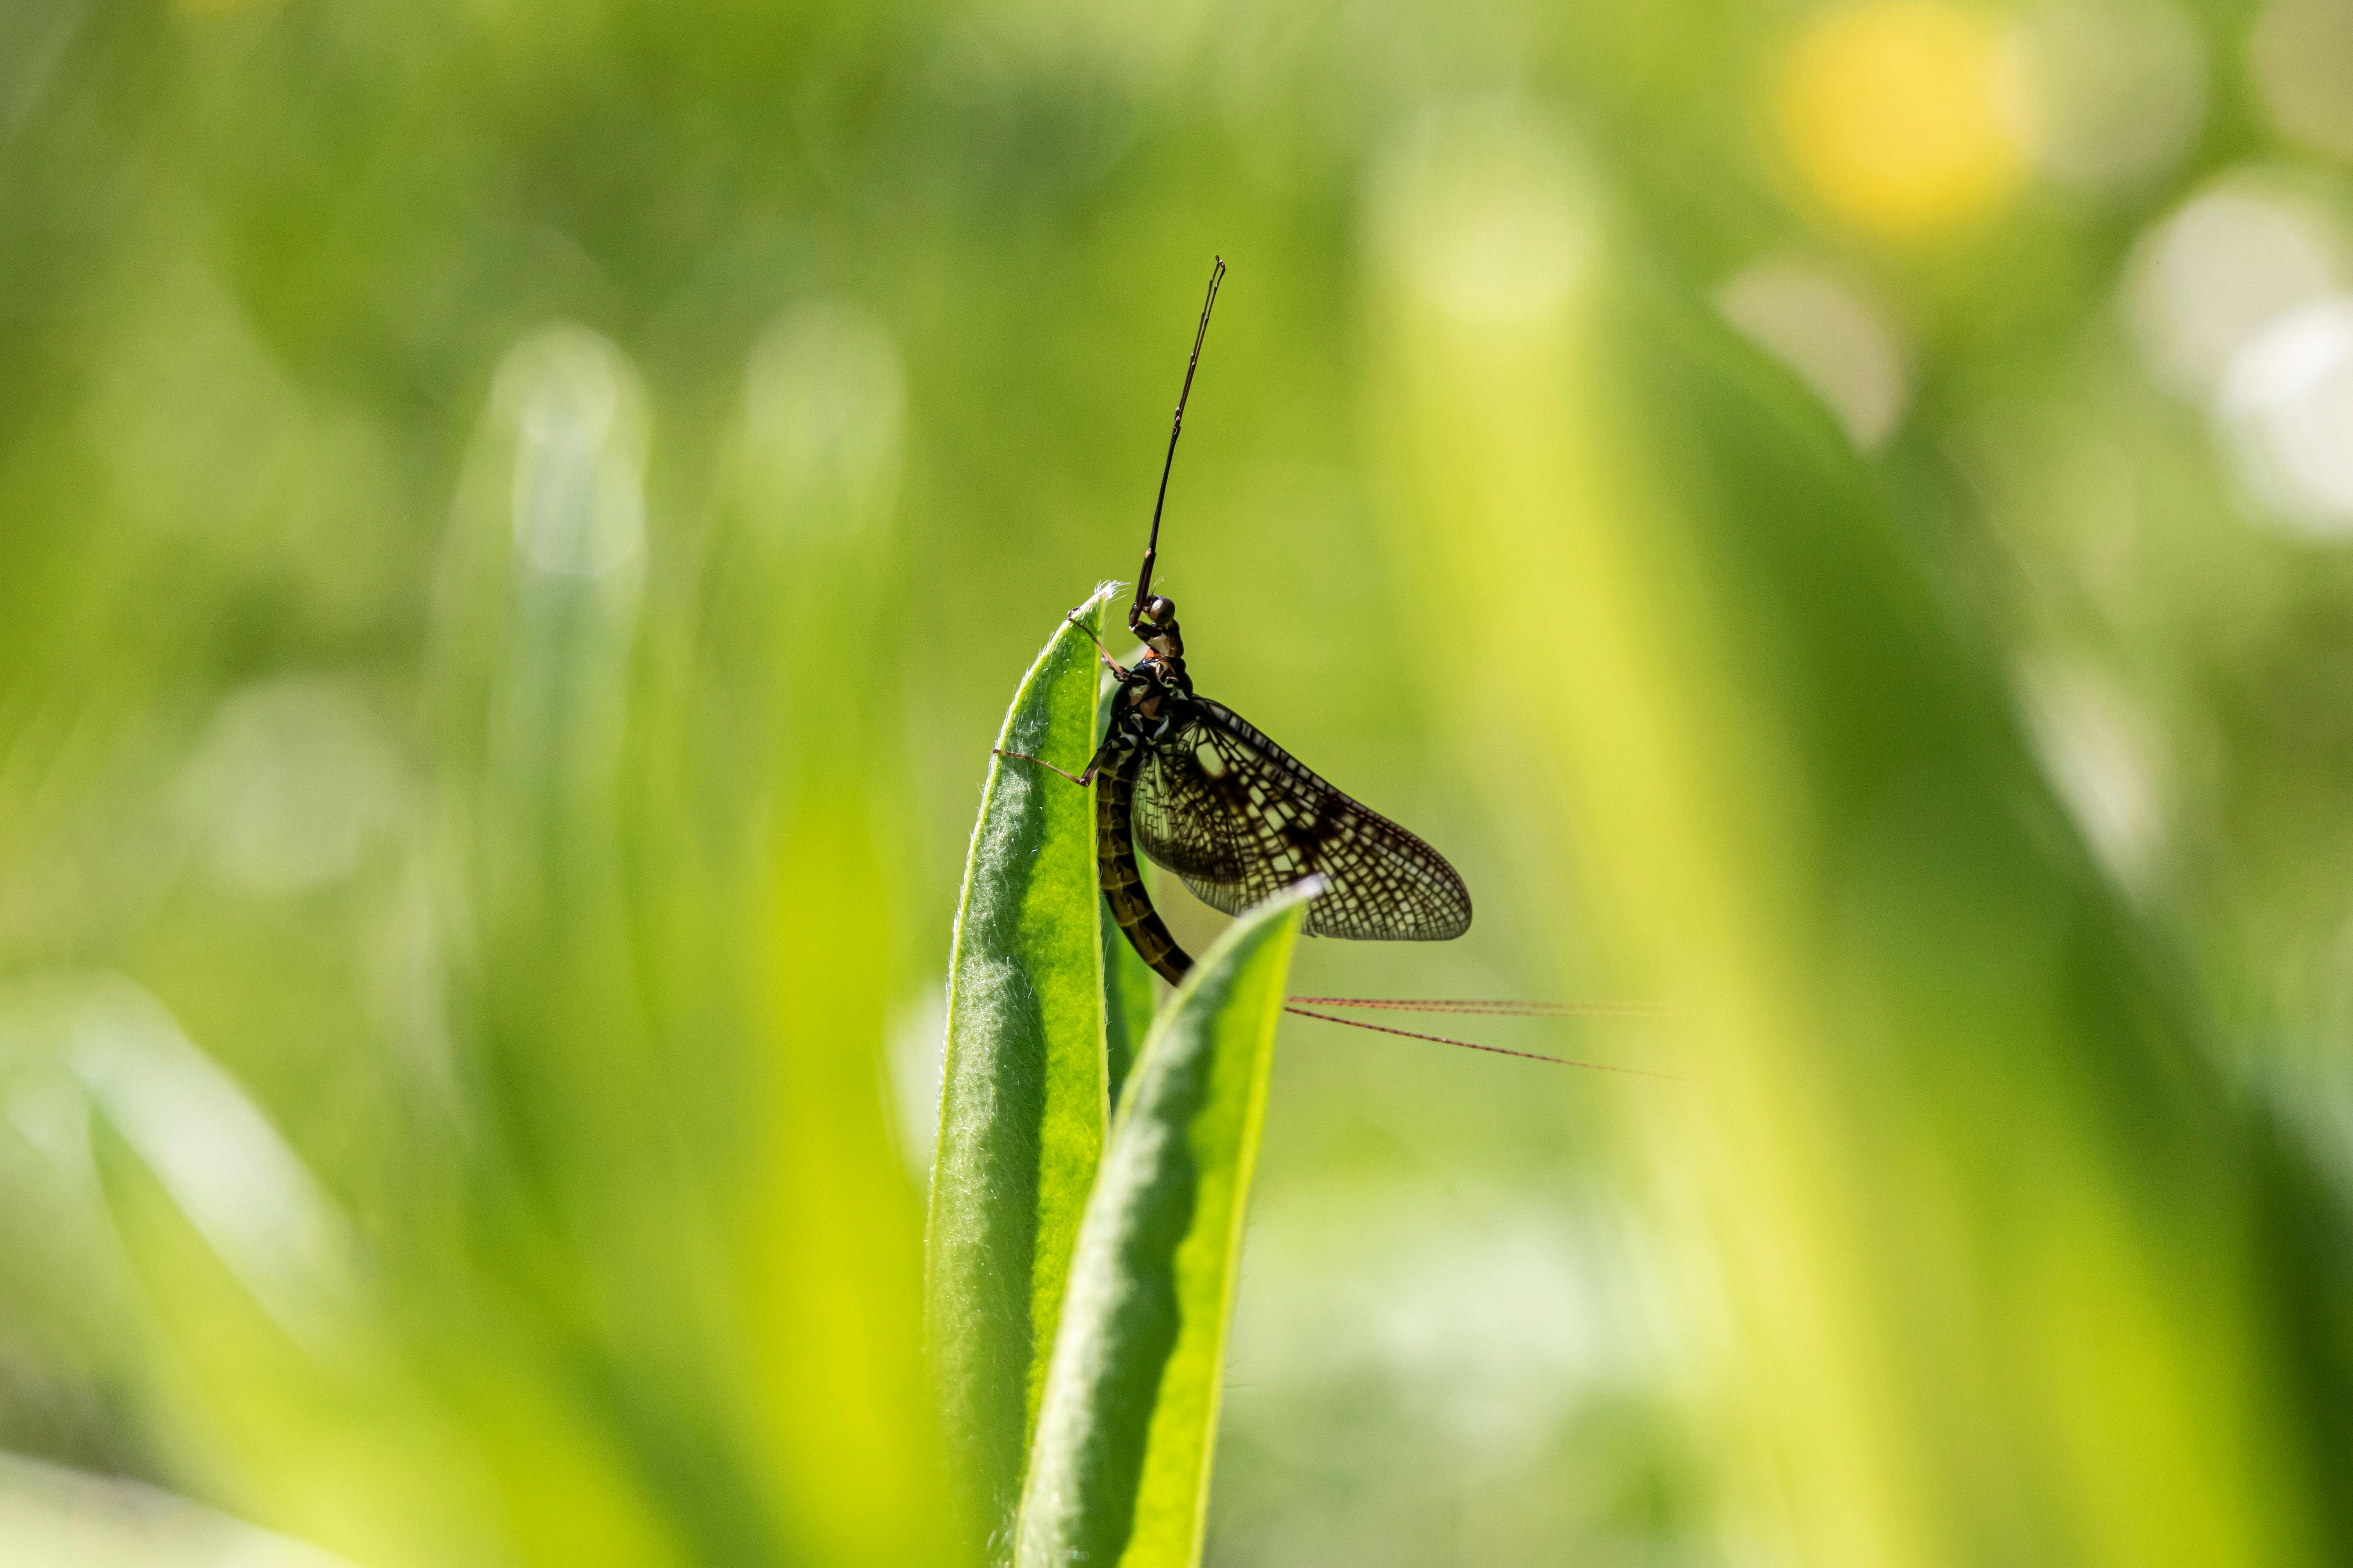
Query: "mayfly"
999 258 1671 1075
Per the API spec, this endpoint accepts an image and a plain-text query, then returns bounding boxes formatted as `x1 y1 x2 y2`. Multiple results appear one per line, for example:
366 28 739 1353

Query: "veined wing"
1132 697 1472 941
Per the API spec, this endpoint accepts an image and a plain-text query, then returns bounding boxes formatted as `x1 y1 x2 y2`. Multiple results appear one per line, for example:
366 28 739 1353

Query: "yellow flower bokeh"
1777 2 2025 235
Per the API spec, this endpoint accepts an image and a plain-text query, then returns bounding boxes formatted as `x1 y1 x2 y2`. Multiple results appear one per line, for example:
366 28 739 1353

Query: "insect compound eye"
1146 596 1176 626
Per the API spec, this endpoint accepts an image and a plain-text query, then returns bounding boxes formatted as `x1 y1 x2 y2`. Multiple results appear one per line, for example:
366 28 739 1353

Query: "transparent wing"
1131 697 1472 941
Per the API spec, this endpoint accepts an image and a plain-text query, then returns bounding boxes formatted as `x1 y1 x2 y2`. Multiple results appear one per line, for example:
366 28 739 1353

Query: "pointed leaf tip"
930 583 1123 1549
1014 884 1313 1568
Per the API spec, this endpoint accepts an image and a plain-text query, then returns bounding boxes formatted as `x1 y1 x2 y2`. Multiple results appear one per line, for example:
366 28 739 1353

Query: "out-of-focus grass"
1375 99 2353 1565
4 0 2353 1564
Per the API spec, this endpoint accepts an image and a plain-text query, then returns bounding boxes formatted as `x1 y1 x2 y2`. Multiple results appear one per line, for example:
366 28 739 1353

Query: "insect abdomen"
1100 746 1193 987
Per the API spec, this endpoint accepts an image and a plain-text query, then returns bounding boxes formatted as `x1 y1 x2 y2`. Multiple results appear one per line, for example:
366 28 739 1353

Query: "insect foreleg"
993 740 1108 788
1063 607 1131 677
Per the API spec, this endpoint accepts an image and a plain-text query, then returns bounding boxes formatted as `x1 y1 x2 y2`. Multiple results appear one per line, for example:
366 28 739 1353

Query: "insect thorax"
1111 655 1193 747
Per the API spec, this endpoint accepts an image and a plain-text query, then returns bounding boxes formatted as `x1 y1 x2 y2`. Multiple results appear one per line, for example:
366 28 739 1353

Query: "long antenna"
1133 255 1225 630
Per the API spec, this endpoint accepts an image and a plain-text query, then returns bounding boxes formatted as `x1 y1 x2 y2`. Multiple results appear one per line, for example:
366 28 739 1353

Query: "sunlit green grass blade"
423 326 729 1566
0 972 501 1568
1012 880 1315 1568
700 303 956 1566
930 583 1119 1545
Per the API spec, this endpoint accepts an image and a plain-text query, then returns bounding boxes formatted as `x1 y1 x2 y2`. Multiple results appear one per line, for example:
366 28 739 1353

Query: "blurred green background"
6 0 2353 1562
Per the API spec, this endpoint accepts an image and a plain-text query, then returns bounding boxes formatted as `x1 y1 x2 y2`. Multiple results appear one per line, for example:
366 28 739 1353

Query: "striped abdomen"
1099 743 1192 986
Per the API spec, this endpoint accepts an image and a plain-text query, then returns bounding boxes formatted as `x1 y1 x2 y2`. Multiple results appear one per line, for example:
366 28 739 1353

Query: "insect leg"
993 740 1108 788
1064 608 1131 677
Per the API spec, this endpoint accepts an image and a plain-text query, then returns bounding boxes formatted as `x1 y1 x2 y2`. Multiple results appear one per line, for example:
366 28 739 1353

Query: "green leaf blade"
929 584 1120 1547
1100 890 1159 1115
1014 880 1317 1568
